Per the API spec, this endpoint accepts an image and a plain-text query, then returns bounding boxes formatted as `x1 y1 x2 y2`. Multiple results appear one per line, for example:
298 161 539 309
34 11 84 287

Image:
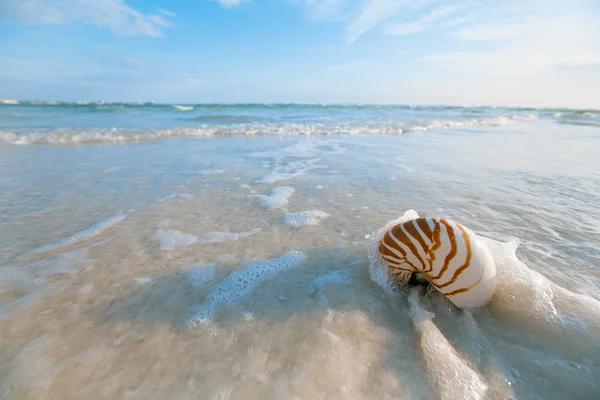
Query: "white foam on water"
0 116 535 145
315 185 324 190
250 186 295 210
482 236 600 336
183 263 215 288
284 210 330 227
251 141 347 183
256 158 322 184
151 229 198 251
412 116 515 131
189 251 307 327
26 214 125 256
152 227 260 251
408 289 489 400
173 105 193 111
197 228 261 245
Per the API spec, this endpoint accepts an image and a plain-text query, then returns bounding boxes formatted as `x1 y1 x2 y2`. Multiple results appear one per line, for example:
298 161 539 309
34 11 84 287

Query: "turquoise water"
0 104 599 399
1 102 598 144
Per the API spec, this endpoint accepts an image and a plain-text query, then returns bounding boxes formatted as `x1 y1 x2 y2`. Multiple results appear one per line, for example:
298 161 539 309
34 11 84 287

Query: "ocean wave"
190 115 265 123
0 115 540 145
173 105 194 111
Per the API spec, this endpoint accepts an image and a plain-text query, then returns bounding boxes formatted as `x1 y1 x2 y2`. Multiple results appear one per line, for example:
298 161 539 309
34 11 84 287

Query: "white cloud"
423 12 600 77
452 19 535 41
0 0 173 37
344 0 411 44
158 8 176 17
385 4 461 36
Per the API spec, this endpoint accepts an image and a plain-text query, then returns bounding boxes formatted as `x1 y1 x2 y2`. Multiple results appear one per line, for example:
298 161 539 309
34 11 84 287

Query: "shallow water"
1 105 600 399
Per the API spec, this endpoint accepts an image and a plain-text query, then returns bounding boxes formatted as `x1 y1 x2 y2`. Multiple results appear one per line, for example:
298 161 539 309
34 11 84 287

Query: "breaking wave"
0 116 525 145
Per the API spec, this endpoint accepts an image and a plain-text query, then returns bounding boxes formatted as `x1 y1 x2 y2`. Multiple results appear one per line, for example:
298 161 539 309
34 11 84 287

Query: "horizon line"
1 99 598 112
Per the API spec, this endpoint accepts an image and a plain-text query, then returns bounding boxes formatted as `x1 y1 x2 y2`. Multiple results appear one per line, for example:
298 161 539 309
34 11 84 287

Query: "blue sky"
1 0 599 108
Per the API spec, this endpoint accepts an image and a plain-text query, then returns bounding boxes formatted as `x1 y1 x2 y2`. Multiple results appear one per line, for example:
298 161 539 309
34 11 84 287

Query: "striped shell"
375 216 497 308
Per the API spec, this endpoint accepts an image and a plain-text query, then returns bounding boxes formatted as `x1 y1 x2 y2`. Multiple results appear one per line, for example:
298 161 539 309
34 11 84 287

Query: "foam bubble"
183 263 215 287
197 228 261 245
256 158 322 184
284 210 330 227
408 289 488 400
151 229 198 251
26 214 125 256
0 116 533 146
189 251 307 326
251 187 295 210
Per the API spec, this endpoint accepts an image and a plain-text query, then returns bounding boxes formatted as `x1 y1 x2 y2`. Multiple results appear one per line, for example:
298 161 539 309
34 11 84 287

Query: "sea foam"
26 214 125 256
189 251 307 327
0 115 546 145
151 228 261 250
250 187 295 210
284 210 330 227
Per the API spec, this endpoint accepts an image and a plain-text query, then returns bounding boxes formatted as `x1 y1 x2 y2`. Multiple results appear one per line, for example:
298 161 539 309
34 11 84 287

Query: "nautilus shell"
368 211 497 308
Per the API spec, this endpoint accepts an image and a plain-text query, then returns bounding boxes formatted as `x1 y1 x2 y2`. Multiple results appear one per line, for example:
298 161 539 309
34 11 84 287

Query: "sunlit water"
1 104 599 399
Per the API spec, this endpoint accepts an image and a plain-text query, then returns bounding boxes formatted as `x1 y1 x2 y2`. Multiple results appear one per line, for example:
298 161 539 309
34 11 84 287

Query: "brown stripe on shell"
437 223 473 289
381 253 406 265
428 219 443 265
391 224 426 270
408 219 430 255
380 234 419 270
415 218 433 243
443 256 486 296
430 219 457 281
